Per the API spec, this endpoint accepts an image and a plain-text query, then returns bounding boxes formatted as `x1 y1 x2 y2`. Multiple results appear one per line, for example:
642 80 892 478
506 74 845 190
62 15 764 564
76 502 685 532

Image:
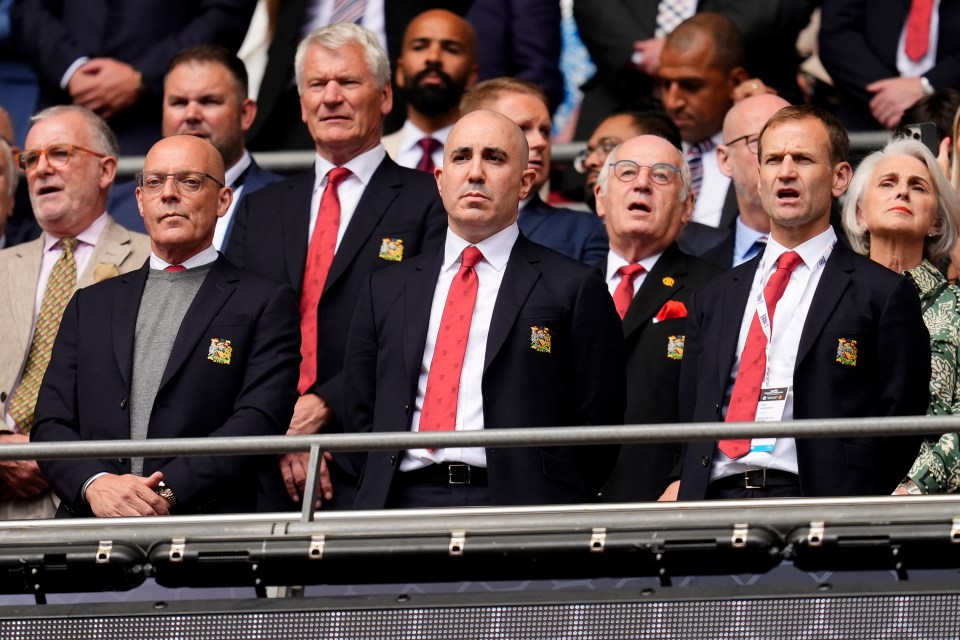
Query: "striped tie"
331 0 366 24
7 237 78 433
687 139 715 202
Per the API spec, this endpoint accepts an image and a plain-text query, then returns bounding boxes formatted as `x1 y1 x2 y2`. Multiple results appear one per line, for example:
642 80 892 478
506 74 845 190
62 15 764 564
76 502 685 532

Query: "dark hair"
665 12 745 72
758 104 850 166
606 109 683 150
165 44 249 98
902 89 960 141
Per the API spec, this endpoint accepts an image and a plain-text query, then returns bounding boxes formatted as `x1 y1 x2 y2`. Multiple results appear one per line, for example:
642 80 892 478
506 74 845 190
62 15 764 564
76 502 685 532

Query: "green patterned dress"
899 260 960 493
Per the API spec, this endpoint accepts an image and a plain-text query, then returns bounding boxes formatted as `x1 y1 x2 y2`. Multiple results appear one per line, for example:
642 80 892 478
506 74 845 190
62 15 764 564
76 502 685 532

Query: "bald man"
33 135 300 518
345 110 625 509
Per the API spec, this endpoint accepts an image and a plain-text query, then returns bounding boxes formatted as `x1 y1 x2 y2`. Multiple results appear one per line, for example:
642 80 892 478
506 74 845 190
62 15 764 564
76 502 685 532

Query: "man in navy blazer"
226 24 446 511
663 105 929 501
345 110 625 509
108 46 281 246
32 135 300 517
461 78 608 264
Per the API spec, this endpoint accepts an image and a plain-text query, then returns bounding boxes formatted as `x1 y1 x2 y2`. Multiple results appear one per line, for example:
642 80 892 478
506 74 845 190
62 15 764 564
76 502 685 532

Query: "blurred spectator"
107 45 282 248
0 137 14 248
679 94 790 267
12 0 257 155
226 23 446 511
594 135 721 502
575 109 680 211
462 78 607 264
819 0 960 131
0 106 150 519
0 0 38 149
382 9 478 171
841 138 960 494
901 88 960 163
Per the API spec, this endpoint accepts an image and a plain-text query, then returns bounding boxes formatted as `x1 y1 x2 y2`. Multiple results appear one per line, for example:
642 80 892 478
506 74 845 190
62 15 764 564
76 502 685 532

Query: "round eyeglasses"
608 160 680 185
573 137 622 174
136 171 225 194
16 145 107 173
723 133 760 153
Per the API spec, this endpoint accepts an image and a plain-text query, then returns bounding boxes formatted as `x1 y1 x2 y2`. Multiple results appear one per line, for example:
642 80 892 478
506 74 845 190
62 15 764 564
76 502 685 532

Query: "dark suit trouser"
386 476 492 509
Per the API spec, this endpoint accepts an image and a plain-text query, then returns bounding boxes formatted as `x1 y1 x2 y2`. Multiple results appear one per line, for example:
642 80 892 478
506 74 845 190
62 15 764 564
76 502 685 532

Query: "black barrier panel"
1 586 960 639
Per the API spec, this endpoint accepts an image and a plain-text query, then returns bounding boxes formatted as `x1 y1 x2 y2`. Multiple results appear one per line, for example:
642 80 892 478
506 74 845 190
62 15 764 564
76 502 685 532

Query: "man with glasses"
0 105 150 519
592 135 721 502
679 94 789 268
32 134 300 517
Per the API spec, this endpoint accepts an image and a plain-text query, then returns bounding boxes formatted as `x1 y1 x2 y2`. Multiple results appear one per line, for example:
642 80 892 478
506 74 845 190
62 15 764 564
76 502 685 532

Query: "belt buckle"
448 464 471 485
744 468 766 489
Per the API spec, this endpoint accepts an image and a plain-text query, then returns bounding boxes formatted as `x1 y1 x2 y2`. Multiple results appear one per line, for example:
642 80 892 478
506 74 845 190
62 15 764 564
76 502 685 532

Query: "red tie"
164 265 186 273
905 0 935 62
299 167 351 394
612 263 645 319
419 246 483 434
416 137 441 173
719 250 803 459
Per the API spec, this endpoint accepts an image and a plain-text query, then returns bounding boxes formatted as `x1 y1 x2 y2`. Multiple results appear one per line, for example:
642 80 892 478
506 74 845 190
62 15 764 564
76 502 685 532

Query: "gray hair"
295 22 391 92
0 138 17 195
843 137 960 265
30 105 119 158
597 141 692 203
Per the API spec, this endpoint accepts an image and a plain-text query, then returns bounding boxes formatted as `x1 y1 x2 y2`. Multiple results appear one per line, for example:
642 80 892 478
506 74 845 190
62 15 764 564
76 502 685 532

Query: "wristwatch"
156 481 178 508
920 76 935 96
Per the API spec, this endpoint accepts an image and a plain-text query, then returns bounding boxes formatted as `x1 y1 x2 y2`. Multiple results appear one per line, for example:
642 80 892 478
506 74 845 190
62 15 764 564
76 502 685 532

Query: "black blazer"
345 234 626 509
599 244 722 502
32 256 301 516
676 242 930 500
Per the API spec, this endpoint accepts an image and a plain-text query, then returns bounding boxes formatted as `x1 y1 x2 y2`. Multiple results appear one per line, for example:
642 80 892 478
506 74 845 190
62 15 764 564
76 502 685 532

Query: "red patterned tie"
419 246 483 434
416 138 441 173
299 167 351 393
719 250 803 459
612 263 645 319
905 0 935 62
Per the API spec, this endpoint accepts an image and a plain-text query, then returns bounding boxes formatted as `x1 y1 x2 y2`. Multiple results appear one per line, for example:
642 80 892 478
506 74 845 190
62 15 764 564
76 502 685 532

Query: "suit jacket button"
118 458 127 464
389 455 397 465
701 456 710 467
404 405 410 415
0 391 6 402
120 398 127 409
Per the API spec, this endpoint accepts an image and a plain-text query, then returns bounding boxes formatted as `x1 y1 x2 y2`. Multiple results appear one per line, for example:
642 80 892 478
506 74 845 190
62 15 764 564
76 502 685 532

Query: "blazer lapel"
622 244 689 338
112 263 150 389
715 254 760 391
281 169 315 292
158 258 236 389
403 251 444 380
484 236 541 372
324 157 401 294
795 243 853 368
80 218 137 287
5 239 42 354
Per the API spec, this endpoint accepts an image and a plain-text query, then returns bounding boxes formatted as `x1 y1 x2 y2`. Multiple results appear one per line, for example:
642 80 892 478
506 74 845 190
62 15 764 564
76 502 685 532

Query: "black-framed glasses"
724 133 760 153
609 160 680 185
573 137 622 173
136 171 225 194
16 145 107 172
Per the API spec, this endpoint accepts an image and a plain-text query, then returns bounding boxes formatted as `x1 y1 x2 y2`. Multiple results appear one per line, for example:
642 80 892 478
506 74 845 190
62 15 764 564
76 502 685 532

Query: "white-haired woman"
844 137 960 494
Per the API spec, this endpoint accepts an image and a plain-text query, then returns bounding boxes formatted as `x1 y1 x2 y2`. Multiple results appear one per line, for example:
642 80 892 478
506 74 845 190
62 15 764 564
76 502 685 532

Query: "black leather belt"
711 468 799 491
400 463 488 485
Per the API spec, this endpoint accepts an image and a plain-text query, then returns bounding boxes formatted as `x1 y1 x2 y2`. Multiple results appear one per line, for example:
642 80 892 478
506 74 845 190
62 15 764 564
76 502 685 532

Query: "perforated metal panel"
2 593 960 639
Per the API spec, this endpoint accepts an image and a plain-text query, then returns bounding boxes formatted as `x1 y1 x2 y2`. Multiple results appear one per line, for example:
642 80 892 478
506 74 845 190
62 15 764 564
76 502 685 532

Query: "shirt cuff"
61 57 90 91
81 472 109 502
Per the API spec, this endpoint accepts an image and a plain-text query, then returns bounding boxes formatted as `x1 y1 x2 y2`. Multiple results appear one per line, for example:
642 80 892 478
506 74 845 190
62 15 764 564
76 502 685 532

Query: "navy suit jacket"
107 158 282 239
32 256 301 516
12 0 256 154
820 0 960 130
346 234 626 509
599 244 722 502
225 154 446 426
676 241 930 500
518 196 608 265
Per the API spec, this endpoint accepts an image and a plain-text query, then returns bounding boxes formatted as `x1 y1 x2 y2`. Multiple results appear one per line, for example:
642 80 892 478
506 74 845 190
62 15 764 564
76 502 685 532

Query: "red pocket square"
655 300 687 322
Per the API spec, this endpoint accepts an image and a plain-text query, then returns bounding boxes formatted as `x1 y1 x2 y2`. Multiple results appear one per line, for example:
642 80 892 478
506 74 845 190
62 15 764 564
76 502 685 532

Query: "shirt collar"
150 244 219 270
43 211 108 251
605 248 663 282
905 259 946 298
682 130 724 154
399 120 452 155
313 144 386 192
733 216 768 262
762 225 836 273
443 223 519 273
225 150 252 188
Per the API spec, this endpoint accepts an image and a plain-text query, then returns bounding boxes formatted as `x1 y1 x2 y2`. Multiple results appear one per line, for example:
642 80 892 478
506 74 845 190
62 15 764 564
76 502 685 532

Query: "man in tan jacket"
0 105 150 519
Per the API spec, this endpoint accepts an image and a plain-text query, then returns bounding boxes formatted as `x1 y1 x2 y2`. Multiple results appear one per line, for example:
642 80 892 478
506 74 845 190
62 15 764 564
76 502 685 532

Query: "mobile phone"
901 121 939 156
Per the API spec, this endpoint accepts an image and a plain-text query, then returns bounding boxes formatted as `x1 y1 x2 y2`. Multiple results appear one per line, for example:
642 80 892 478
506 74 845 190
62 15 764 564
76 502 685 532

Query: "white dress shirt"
897 0 940 78
34 212 107 318
712 226 837 480
401 223 520 471
149 244 219 271
212 150 252 251
604 249 664 298
393 120 451 170
309 144 386 249
685 131 730 228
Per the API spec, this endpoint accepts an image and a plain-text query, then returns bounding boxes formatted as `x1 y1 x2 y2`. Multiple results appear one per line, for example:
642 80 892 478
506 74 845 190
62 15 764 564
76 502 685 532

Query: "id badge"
751 386 788 453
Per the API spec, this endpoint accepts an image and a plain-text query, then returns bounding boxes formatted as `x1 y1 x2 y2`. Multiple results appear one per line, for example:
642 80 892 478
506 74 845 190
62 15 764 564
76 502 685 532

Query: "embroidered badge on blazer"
378 237 404 262
208 338 233 365
530 326 551 353
667 335 685 360
836 338 857 366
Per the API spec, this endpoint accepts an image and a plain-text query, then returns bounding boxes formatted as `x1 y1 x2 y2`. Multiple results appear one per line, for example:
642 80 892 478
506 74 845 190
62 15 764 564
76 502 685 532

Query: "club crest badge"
378 237 404 262
208 338 233 365
836 338 857 366
530 326 551 353
667 335 685 360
